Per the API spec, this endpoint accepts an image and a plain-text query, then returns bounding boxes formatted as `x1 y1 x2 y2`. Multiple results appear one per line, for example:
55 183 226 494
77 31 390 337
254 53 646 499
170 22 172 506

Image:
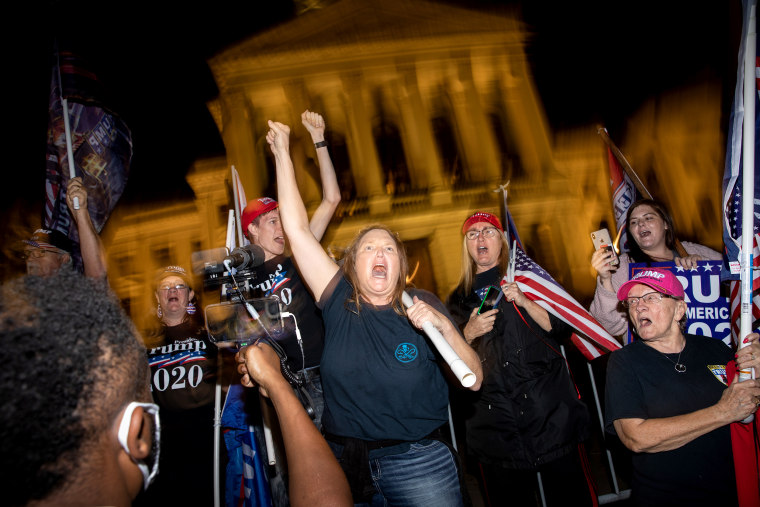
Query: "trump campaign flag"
606 145 637 253
598 128 641 254
45 47 132 271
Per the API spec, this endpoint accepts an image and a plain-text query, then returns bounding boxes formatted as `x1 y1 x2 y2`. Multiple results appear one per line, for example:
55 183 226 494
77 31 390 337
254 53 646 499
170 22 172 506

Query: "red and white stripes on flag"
728 233 760 343
505 248 621 360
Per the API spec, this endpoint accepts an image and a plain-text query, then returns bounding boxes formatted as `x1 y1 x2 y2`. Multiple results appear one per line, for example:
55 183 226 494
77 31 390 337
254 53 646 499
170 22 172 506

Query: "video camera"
192 245 266 303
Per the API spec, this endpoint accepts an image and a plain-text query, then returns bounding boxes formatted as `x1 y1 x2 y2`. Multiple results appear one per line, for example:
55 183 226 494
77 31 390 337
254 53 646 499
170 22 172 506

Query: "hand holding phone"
591 228 620 267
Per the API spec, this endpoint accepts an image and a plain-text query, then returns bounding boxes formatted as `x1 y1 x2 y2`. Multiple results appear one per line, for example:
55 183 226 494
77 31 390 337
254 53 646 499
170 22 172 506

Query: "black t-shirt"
146 320 217 413
604 334 737 506
318 273 451 441
140 320 219 506
249 254 325 371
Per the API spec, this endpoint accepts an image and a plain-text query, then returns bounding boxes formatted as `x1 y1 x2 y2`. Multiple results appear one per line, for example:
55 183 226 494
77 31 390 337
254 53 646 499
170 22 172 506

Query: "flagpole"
54 45 79 210
598 127 688 257
739 1 757 384
59 94 79 209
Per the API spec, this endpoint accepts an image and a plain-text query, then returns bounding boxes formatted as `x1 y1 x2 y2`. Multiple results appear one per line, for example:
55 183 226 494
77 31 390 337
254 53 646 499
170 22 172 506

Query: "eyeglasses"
158 284 188 292
622 291 673 308
20 249 59 260
466 227 499 240
117 401 161 490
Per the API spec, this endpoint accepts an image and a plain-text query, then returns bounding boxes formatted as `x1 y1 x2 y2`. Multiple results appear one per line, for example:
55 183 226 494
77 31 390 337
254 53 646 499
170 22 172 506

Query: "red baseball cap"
462 212 503 234
617 268 685 301
241 198 278 230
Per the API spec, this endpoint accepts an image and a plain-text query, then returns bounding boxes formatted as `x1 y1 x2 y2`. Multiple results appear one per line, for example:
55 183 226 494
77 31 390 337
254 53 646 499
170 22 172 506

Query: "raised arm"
236 343 352 507
267 121 338 301
66 177 107 280
301 110 340 242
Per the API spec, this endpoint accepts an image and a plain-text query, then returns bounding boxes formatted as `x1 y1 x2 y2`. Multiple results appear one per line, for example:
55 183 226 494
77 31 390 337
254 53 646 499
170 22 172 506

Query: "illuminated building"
104 0 724 334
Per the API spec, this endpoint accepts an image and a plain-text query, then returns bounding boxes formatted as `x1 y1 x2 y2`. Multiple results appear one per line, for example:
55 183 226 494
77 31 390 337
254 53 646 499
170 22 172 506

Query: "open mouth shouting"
635 315 652 331
372 262 387 278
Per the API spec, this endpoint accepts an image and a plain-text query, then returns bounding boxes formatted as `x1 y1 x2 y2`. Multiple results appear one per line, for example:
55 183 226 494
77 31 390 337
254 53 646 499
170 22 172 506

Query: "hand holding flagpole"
401 292 476 388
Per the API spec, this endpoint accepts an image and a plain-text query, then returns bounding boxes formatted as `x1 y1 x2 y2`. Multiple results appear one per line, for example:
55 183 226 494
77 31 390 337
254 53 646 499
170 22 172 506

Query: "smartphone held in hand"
478 286 504 314
591 228 620 267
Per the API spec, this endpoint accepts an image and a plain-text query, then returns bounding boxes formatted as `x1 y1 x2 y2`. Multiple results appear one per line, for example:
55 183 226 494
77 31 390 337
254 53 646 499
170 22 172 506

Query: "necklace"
656 342 686 373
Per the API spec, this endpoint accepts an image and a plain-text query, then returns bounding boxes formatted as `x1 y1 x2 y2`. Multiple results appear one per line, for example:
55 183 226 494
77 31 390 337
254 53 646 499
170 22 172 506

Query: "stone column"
447 57 501 184
220 91 265 200
394 65 451 207
496 53 555 181
341 73 390 215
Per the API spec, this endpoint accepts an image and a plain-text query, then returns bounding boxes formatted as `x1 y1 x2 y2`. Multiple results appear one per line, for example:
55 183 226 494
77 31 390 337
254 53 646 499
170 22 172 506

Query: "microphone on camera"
224 244 266 271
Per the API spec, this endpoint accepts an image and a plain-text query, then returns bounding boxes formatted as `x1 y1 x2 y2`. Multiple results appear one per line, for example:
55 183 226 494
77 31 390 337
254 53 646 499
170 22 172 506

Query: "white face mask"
117 401 161 490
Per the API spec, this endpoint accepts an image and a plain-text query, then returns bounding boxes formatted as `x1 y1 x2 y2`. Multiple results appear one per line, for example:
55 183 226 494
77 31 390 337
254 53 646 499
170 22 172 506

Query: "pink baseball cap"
462 212 503 234
241 198 278 230
617 268 685 301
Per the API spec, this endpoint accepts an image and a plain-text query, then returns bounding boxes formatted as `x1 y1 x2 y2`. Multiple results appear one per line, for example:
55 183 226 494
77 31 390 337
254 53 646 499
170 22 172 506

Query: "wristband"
314 140 328 149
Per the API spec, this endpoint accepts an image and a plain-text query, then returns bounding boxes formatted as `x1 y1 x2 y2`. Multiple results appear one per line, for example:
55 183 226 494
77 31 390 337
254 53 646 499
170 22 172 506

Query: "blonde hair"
455 231 510 295
341 224 408 316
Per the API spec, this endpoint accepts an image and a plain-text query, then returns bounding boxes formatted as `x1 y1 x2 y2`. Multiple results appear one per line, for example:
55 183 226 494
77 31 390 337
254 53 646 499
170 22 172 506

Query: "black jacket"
446 268 590 469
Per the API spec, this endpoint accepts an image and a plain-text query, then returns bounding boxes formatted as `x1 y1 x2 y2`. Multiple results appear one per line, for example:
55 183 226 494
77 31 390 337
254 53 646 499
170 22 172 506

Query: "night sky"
6 0 742 218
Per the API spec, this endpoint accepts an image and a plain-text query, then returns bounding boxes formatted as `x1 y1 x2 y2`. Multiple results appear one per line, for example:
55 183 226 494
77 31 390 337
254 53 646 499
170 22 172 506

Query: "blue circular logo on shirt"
395 343 418 363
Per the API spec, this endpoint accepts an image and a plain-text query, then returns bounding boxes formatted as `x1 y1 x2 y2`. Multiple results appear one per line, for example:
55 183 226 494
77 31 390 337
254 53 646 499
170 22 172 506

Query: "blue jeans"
330 439 463 507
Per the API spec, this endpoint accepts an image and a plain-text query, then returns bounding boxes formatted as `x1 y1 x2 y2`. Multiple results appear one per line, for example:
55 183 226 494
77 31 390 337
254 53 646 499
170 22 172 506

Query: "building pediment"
209 0 525 89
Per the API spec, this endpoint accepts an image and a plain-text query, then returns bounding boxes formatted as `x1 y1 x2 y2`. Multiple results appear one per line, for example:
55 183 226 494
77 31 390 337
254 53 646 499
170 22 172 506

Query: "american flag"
723 4 760 504
721 0 760 346
497 185 621 360
505 246 621 360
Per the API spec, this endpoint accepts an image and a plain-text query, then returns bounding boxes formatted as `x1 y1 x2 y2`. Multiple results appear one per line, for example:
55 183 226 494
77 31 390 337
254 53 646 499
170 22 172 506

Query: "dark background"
6 0 742 217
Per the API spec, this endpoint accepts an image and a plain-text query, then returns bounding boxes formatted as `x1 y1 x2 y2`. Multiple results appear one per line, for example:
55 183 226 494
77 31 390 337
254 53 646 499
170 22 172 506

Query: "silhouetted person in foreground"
0 271 157 506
